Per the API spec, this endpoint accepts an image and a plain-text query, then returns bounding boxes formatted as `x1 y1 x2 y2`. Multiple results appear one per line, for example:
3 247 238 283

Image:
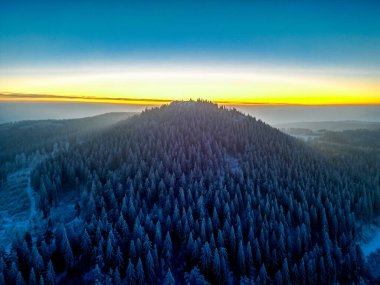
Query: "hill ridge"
3 101 375 284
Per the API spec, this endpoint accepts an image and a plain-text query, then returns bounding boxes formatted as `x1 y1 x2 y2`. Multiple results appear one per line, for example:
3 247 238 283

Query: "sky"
0 0 379 106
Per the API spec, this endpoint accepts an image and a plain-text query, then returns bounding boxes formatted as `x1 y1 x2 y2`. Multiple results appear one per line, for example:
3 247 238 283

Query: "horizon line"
1 93 380 107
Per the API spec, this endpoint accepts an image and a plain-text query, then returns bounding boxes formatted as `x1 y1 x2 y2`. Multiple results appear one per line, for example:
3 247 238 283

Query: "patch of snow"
291 134 320 141
361 227 380 257
366 251 380 279
26 176 37 218
0 153 48 251
225 155 241 174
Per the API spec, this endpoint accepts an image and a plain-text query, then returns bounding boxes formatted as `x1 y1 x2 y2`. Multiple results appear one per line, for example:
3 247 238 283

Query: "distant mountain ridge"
275 120 380 132
0 112 135 164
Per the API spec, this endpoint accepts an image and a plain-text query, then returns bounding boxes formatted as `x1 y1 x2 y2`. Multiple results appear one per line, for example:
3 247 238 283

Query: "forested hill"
0 112 135 164
0 112 136 184
3 101 377 284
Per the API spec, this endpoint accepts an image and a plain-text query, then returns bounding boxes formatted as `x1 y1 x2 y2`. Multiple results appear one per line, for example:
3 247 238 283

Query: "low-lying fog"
1 102 380 125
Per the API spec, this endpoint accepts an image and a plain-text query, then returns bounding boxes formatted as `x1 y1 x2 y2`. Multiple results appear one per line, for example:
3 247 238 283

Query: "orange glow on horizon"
1 94 379 106
1 65 379 106
0 95 169 106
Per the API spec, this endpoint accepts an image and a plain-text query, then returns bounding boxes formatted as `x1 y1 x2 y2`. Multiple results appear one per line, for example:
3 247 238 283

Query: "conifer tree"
45 261 55 285
163 269 175 285
125 259 135 285
135 258 144 285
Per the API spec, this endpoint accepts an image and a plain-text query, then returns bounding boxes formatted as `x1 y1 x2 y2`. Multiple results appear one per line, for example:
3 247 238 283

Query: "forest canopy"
1 101 378 284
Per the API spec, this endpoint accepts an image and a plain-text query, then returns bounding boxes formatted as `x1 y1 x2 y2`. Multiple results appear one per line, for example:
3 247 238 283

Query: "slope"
2 101 374 284
0 112 136 164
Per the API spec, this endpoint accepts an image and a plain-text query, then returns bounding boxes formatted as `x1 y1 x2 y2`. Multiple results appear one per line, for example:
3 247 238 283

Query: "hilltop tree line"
0 112 134 185
1 101 377 284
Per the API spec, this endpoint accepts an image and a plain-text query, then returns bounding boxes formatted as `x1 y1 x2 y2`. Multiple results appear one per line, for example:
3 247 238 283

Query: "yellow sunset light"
1 65 379 105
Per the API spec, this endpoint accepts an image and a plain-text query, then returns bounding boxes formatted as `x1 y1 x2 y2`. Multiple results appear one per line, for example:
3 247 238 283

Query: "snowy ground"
26 176 37 218
0 153 47 251
0 163 78 251
359 221 380 279
290 134 320 141
0 168 35 250
225 154 241 174
360 224 380 257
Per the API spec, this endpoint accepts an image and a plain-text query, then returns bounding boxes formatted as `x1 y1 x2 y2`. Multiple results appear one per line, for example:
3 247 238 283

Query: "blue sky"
0 0 379 124
1 0 379 69
1 0 379 107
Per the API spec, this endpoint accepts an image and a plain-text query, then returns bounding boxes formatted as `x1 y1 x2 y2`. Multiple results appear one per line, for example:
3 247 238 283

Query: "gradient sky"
1 0 379 105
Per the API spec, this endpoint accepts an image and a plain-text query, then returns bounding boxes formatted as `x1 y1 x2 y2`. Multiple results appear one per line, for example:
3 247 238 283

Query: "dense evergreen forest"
310 130 380 223
1 101 379 284
0 112 135 185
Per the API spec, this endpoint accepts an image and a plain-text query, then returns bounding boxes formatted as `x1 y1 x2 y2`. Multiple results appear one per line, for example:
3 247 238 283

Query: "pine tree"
106 236 114 264
163 232 173 266
45 260 55 285
113 268 121 285
115 247 124 270
299 259 306 285
281 258 290 285
237 241 246 275
146 250 156 282
185 267 210 285
274 270 283 285
29 268 37 285
129 240 137 262
187 233 195 258
212 248 221 282
60 227 74 269
200 242 212 272
135 258 144 285
240 276 255 285
163 269 175 285
80 229 92 255
16 271 25 285
125 259 135 285
9 262 19 283
253 239 261 266
258 264 268 285
31 246 44 273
